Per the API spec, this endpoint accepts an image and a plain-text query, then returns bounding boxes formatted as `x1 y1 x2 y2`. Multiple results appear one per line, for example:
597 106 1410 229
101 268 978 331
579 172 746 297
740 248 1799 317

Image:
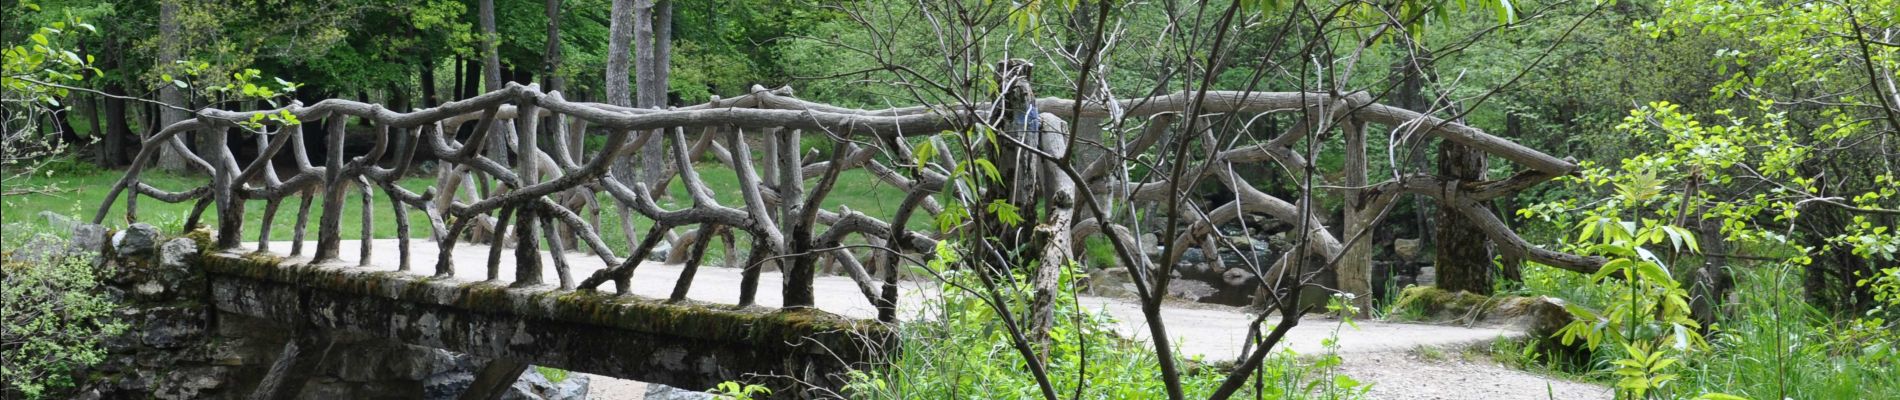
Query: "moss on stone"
1388 286 1496 322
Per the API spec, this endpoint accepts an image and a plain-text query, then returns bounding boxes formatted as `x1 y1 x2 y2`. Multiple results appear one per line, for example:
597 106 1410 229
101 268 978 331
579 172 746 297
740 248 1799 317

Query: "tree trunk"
1339 119 1374 312
607 0 640 245
543 0 565 94
479 0 513 168
1433 141 1493 294
154 0 190 172
421 58 440 108
633 0 668 191
101 47 131 168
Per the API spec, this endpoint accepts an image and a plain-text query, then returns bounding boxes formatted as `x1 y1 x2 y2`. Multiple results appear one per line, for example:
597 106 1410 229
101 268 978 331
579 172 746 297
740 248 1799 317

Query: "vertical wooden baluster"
289 125 317 256
255 128 284 253
540 214 572 289
435 215 475 277
184 197 211 231
388 185 412 272
669 224 719 301
485 206 515 282
126 178 140 223
211 126 244 249
290 190 314 256
313 117 349 263
258 199 281 252
357 176 374 267
513 97 543 287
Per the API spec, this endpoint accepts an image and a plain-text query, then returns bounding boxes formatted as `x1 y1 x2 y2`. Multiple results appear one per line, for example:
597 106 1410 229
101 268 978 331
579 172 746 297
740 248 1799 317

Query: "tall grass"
1670 266 1899 399
1511 262 1899 398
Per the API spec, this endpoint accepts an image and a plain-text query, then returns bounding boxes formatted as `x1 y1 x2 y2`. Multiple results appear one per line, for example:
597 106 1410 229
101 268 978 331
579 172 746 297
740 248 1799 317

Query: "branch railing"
92 80 1604 323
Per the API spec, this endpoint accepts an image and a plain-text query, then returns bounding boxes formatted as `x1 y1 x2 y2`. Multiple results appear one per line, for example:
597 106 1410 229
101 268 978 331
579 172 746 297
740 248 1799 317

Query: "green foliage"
0 230 126 399
534 366 569 383
841 241 1363 399
709 381 772 400
3 3 99 186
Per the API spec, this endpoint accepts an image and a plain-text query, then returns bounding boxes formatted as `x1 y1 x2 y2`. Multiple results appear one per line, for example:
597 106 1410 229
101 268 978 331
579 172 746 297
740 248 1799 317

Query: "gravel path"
243 240 1609 399
1339 349 1610 400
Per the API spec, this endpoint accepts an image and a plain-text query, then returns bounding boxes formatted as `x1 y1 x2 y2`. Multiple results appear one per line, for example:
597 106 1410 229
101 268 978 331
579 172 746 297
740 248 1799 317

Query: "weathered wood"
1338 119 1373 311
513 98 544 287
314 118 350 263
669 224 721 301
90 81 1598 332
358 176 375 267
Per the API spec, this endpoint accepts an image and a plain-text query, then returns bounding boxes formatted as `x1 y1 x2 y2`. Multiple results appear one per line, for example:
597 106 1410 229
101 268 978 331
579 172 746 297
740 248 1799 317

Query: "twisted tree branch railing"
92 81 1602 324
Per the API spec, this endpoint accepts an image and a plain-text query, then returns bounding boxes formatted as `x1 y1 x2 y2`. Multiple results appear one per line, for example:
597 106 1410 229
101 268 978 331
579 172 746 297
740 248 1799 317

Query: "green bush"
842 253 1363 399
1 231 126 399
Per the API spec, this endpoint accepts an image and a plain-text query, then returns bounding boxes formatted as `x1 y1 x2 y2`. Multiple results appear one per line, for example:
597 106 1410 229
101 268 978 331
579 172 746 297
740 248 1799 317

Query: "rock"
71 223 109 255
1138 233 1160 256
504 367 589 400
645 383 716 400
39 210 79 232
1167 279 1218 302
1217 242 1274 270
1266 232 1291 251
1180 248 1208 264
1394 238 1421 261
1221 267 1257 287
113 223 162 257
1087 268 1136 298
424 372 475 400
550 374 589 400
140 307 204 349
646 241 674 262
6 235 67 264
1494 296 1574 338
159 238 199 270
1387 286 1492 322
1223 235 1254 248
154 367 227 400
1416 266 1436 286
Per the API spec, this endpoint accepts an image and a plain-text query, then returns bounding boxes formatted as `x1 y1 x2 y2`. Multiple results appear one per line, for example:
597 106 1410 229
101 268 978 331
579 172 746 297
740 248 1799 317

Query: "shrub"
1 231 126 399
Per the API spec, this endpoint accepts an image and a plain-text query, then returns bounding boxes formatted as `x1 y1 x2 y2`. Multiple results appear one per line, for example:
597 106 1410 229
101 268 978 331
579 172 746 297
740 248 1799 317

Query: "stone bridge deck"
210 239 1523 386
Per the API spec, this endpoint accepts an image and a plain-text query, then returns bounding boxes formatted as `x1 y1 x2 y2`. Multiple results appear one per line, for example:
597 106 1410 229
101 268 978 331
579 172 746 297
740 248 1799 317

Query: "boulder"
646 241 674 262
1493 296 1575 339
1221 267 1257 287
112 223 162 257
1086 267 1137 298
1166 279 1218 302
159 238 199 270
39 210 79 232
72 223 109 255
1394 238 1421 261
504 367 589 400
6 235 68 264
644 383 715 400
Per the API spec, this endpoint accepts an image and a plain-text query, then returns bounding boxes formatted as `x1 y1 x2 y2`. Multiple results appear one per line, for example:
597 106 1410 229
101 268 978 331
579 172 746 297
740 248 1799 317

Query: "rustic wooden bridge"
90 65 1600 398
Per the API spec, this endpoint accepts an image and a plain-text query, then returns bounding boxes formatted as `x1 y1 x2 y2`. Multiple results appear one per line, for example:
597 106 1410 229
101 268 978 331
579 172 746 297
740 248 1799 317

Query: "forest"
2 0 1897 399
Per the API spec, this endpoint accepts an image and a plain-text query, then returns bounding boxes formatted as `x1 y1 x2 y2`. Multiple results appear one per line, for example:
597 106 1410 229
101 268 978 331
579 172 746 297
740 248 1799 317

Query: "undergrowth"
843 259 1367 399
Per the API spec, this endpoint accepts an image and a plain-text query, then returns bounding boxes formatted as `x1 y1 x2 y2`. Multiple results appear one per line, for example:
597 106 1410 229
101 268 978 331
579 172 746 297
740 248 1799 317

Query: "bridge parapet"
202 249 891 395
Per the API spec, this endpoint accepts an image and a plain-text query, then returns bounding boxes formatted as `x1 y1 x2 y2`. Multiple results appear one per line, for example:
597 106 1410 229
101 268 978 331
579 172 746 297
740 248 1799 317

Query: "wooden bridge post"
211 125 245 250
1339 117 1373 312
514 96 545 287
314 117 349 263
781 127 814 308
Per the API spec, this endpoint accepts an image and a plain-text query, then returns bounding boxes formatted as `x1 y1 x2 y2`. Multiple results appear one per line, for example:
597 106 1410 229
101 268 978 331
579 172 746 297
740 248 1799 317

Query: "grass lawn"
2 160 922 257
